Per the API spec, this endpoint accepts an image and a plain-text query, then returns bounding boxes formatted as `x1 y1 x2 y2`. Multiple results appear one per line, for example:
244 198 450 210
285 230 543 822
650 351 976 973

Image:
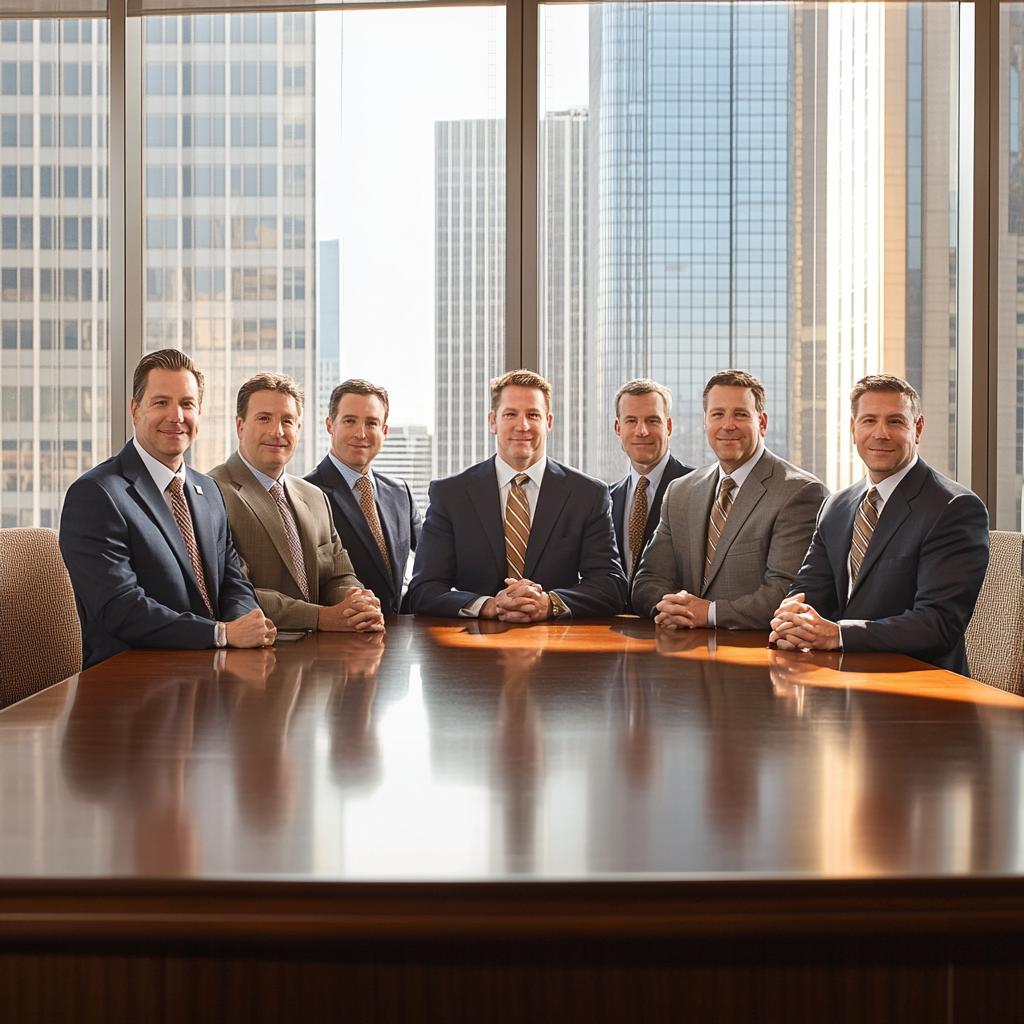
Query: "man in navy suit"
59 349 275 668
305 379 422 615
608 379 694 611
770 374 989 674
408 370 626 621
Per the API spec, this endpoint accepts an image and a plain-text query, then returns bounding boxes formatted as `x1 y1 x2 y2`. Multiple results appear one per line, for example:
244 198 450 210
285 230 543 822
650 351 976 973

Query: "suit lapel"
186 467 220 608
318 457 390 586
228 453 303 593
644 454 686 549
524 460 571 579
704 452 774 591
610 477 627 557
467 456 508 576
688 465 719 592
374 477 404 591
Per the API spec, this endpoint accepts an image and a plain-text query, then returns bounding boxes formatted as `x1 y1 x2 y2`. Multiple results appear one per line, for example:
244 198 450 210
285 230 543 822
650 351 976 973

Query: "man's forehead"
337 394 383 415
497 387 548 412
247 390 299 415
855 393 914 418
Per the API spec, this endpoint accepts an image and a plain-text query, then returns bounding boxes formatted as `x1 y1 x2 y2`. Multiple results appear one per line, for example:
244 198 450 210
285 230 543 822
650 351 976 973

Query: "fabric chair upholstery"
0 527 82 708
965 530 1024 695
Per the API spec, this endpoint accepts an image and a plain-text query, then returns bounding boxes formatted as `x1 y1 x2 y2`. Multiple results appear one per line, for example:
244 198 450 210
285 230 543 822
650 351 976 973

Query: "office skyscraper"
434 118 505 479
0 18 110 529
317 237 340 457
373 424 432 513
142 12 317 474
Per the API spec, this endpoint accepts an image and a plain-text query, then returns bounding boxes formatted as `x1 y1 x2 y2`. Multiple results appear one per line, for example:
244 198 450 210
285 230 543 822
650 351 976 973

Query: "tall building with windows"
317 236 340 457
538 108 587 470
142 11 316 474
373 424 433 513
434 118 505 479
0 18 110 529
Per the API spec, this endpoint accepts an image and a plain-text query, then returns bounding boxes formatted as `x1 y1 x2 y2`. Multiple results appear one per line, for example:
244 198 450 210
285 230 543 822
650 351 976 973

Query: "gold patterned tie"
270 481 310 601
167 475 215 618
628 475 650 574
504 473 531 580
704 476 736 589
356 475 392 578
849 486 880 587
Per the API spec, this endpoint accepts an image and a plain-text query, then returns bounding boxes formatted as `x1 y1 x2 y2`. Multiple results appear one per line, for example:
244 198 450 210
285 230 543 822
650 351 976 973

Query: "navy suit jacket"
407 456 627 618
789 458 990 675
59 441 258 668
609 453 694 611
305 455 422 615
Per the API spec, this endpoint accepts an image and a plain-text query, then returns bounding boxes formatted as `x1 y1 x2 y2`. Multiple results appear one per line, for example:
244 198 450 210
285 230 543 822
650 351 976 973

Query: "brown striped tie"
703 476 735 589
167 475 215 618
628 475 650 574
356 475 392 578
849 486 880 587
504 473 531 580
270 481 311 601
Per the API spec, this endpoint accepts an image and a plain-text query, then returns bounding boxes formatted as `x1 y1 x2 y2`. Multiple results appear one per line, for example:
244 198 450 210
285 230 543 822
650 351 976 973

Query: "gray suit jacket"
209 452 361 630
632 448 828 629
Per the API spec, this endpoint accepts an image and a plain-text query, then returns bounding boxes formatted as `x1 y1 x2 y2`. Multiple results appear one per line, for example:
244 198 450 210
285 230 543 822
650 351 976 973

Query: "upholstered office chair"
965 530 1024 695
0 527 82 708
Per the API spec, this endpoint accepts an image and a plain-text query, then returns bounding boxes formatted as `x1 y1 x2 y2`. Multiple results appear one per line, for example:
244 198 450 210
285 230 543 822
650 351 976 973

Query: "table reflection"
0 618 1014 881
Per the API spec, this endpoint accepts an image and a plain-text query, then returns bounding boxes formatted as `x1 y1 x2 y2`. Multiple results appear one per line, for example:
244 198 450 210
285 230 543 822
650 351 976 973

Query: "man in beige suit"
210 373 384 633
632 370 828 630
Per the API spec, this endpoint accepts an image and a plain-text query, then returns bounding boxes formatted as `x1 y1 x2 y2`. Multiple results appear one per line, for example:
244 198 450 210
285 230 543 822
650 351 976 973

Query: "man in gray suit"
632 370 828 630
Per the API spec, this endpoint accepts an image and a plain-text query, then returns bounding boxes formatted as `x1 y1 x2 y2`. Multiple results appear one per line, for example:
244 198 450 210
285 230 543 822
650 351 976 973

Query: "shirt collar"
629 451 671 493
329 451 376 493
133 436 186 494
239 452 283 491
717 442 766 489
495 454 547 490
871 453 919 504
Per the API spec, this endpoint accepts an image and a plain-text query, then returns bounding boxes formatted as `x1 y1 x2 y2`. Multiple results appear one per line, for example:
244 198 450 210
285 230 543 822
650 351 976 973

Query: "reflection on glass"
0 19 111 528
539 3 968 493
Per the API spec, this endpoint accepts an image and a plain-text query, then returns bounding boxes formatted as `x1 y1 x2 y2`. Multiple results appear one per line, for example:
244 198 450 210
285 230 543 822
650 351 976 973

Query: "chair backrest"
0 527 82 708
965 530 1024 695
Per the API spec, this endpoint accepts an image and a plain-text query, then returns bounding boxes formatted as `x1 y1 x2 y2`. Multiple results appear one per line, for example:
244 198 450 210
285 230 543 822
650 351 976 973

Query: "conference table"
2 616 1024 1022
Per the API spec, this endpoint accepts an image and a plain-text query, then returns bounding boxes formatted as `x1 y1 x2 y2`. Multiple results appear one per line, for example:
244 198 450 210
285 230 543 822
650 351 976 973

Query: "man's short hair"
850 374 922 420
614 379 672 418
490 369 553 413
236 372 304 420
328 379 390 423
702 369 766 415
133 348 205 407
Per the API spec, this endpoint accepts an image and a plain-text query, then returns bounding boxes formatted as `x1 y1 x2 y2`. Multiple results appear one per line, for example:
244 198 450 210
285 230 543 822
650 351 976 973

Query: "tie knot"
637 475 650 493
865 486 879 506
720 476 735 495
514 473 529 488
168 475 184 497
270 480 285 500
356 474 371 494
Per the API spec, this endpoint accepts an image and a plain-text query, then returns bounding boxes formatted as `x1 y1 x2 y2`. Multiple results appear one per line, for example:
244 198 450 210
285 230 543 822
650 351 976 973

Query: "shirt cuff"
458 596 489 618
214 622 227 647
549 591 571 619
707 601 716 628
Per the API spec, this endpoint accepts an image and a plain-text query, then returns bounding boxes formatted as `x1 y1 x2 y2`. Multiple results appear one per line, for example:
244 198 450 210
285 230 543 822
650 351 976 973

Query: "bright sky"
314 5 589 429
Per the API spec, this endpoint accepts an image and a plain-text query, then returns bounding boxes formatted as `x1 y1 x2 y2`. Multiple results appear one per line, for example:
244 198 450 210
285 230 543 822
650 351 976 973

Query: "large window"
539 3 972 494
0 19 110 528
141 9 505 504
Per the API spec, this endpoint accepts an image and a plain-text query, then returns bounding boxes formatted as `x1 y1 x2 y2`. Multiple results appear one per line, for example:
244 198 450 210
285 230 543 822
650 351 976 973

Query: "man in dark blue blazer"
608 379 694 611
408 370 626 621
770 375 989 675
59 349 274 668
305 379 422 615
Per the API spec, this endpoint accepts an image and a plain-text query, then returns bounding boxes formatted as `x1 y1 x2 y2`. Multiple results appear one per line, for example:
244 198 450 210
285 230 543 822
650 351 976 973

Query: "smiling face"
131 367 202 470
488 385 553 471
615 392 672 473
236 390 302 478
703 385 768 473
851 390 923 482
326 393 388 473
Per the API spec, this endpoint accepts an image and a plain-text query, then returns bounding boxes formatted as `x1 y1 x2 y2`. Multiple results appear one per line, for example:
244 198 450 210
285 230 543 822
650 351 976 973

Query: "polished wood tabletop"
2 615 1023 891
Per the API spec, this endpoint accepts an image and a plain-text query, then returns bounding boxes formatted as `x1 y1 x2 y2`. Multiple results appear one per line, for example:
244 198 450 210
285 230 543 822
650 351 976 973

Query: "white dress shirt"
329 451 380 500
622 452 672 577
460 455 549 618
706 443 766 627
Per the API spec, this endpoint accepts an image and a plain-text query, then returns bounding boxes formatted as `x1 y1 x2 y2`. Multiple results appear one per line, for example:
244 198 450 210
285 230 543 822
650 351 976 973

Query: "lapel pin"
195 484 204 495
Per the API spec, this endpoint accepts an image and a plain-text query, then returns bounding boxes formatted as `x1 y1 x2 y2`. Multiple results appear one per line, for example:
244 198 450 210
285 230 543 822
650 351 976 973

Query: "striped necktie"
270 481 311 601
356 475 393 578
704 475 735 589
628 475 650 574
167 475 215 618
850 486 880 587
504 473 531 580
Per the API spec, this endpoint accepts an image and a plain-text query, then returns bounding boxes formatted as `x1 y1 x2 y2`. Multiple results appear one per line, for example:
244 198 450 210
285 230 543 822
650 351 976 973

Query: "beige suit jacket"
209 452 361 630
632 448 828 630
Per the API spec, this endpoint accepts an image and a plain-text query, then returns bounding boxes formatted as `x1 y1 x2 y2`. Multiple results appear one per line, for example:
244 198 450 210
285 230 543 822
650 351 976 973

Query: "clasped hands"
318 588 386 633
768 593 840 651
481 578 553 623
654 591 711 629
